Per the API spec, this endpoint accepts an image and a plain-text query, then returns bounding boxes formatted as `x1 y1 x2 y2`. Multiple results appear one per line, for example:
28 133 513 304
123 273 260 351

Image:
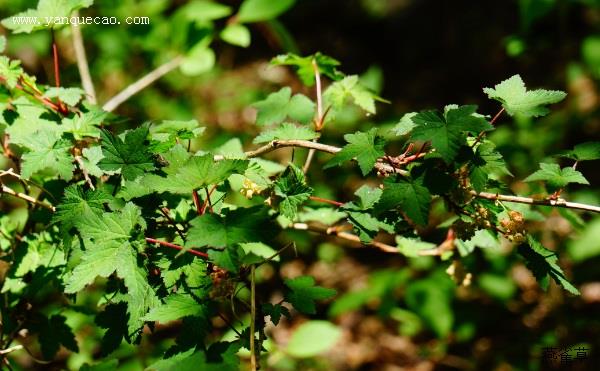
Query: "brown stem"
159 207 185 240
145 237 208 259
192 189 202 215
309 195 344 207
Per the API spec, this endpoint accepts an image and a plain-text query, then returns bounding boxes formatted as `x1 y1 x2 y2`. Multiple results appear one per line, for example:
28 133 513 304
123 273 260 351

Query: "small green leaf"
483 74 566 117
518 236 580 295
2 0 94 33
271 52 343 86
396 237 436 257
524 163 589 192
392 112 418 136
262 303 290 325
44 87 85 106
62 110 106 139
323 75 378 114
253 122 318 143
180 44 215 76
273 163 313 220
237 0 295 23
20 129 74 180
286 321 341 358
181 0 232 22
143 294 208 323
252 87 315 125
284 275 336 314
324 128 385 176
220 24 251 47
560 142 600 162
377 176 431 226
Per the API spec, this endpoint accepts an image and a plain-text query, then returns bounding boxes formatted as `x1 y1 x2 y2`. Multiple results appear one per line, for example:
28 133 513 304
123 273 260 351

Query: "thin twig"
102 56 183 112
309 195 344 207
250 264 257 371
292 222 398 254
159 207 185 240
192 189 202 215
302 58 324 173
473 191 600 213
71 12 96 104
0 345 23 355
74 155 95 190
144 237 209 259
0 184 55 211
473 107 504 146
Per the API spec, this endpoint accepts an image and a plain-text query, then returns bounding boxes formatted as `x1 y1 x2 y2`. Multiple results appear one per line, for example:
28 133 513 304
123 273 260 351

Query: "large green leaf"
185 206 277 249
252 87 315 125
286 321 341 358
99 126 155 181
377 176 431 226
273 163 313 220
524 163 589 192
410 105 492 163
483 74 566 117
518 236 579 295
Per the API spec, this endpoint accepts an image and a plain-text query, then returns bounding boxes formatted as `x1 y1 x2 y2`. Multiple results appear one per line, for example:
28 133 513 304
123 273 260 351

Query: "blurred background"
1 0 600 370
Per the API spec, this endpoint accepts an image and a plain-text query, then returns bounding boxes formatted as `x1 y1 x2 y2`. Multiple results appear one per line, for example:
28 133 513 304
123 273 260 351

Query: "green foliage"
271 52 344 86
483 74 567 117
518 236 580 295
524 162 589 192
0 2 596 368
252 87 315 126
1 0 93 33
284 276 337 314
272 163 313 220
324 128 385 175
410 105 492 163
286 321 342 358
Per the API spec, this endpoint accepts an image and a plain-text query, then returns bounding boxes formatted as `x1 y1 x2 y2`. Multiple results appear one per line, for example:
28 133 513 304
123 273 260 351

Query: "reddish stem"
52 40 61 88
489 107 505 126
309 196 344 207
145 237 208 259
200 185 217 214
192 189 202 215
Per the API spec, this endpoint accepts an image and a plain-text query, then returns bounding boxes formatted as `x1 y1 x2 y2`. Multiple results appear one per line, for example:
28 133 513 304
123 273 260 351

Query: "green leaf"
323 75 378 114
0 35 5 53
180 43 215 76
483 74 566 117
469 141 512 192
273 163 313 220
377 176 431 226
271 52 343 86
518 236 580 295
567 218 600 262
252 87 315 125
392 112 417 136
324 128 385 176
396 237 436 257
286 321 341 358
253 122 318 143
220 24 251 47
20 132 74 180
81 146 105 177
208 245 243 272
143 154 248 194
38 314 79 359
284 275 336 314
2 0 94 33
65 203 158 336
181 0 232 22
405 273 454 337
410 105 492 163
61 110 106 139
99 126 155 181
298 207 347 225
350 185 382 210
53 185 112 231
0 56 23 88
144 294 208 323
262 303 290 325
44 87 85 106
524 163 589 192
185 206 277 249
346 211 393 242
560 142 600 161
237 0 295 23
